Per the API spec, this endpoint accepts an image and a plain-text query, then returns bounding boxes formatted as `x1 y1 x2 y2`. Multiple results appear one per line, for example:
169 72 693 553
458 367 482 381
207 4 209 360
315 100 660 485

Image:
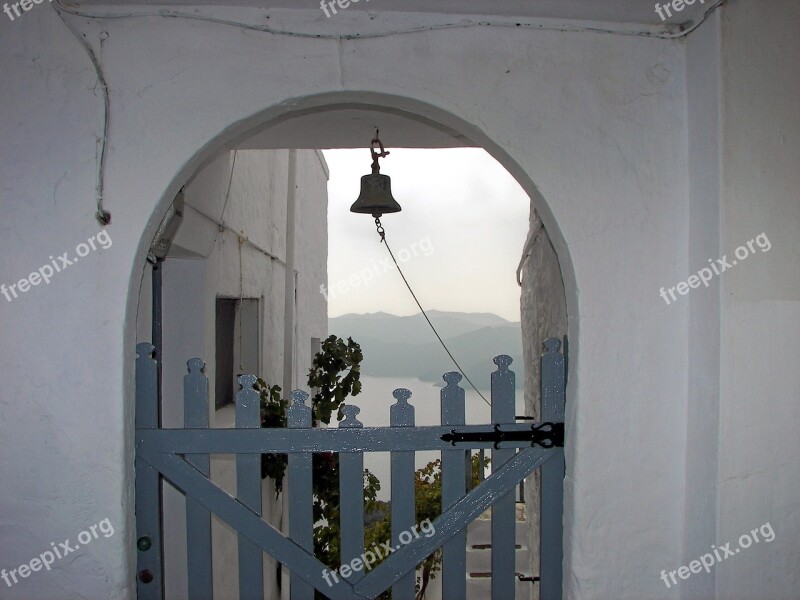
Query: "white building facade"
0 1 797 599
134 148 328 599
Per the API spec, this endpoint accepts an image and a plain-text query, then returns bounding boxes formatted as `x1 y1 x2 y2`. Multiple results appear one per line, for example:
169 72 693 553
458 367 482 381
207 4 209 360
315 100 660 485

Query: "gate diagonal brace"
136 447 370 600
441 422 564 449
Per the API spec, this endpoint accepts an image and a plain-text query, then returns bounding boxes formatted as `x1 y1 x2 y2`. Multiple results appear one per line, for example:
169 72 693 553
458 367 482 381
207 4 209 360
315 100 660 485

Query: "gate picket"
184 359 213 600
540 338 566 600
135 343 164 599
288 390 314 600
491 355 516 599
390 388 416 600
441 372 467 599
235 375 264 599
338 405 365 584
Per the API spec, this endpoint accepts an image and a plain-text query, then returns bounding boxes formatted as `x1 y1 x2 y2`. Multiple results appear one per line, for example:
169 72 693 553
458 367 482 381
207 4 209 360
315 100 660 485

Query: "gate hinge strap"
441 422 564 449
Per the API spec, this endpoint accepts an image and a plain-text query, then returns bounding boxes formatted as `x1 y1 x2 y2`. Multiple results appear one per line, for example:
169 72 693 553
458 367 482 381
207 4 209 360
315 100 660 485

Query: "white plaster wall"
715 2 800 599
0 12 136 600
2 2 792 599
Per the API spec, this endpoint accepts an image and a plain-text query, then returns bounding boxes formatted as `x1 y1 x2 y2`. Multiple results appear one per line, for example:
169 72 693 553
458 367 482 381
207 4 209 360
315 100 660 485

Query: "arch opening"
127 91 578 598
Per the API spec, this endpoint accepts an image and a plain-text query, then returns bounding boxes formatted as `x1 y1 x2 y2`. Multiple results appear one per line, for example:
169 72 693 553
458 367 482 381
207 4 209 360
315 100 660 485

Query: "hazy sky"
323 148 530 322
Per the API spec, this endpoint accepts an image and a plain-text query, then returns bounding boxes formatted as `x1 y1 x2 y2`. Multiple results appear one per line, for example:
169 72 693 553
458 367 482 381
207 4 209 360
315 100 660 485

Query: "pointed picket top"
544 337 561 353
493 354 513 371
237 373 258 390
135 343 158 430
235 374 260 422
339 404 363 429
492 355 515 423
290 389 310 406
288 390 312 429
136 342 155 360
184 359 208 424
186 358 205 375
392 388 412 403
442 371 463 388
441 372 465 427
390 388 414 427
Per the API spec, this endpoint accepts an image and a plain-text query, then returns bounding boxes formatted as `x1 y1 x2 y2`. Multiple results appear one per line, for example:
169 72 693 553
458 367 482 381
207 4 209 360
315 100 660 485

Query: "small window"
215 298 260 409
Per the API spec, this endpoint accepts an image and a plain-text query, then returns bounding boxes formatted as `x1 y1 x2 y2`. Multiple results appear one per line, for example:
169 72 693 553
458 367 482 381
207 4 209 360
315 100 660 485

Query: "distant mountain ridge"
329 311 523 391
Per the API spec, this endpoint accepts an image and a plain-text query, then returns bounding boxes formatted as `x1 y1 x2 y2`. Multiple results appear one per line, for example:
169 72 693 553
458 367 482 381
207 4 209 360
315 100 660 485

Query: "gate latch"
441 423 564 449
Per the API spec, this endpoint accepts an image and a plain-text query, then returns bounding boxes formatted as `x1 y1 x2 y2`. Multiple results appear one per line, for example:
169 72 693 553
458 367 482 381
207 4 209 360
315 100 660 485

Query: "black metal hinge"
441 423 564 449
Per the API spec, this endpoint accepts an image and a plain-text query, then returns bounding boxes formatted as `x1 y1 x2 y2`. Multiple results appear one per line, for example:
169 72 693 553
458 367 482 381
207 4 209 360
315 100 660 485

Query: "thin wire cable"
375 220 491 406
51 0 726 40
516 222 544 287
220 150 237 223
52 5 111 225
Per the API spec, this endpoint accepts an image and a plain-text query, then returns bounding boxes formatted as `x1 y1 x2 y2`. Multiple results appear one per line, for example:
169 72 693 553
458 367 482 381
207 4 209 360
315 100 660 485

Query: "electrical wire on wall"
517 223 544 287
52 5 111 225
52 0 726 40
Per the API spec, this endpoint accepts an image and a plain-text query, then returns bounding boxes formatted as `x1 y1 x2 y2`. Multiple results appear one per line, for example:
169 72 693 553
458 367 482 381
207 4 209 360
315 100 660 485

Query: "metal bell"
350 134 402 218
350 173 401 218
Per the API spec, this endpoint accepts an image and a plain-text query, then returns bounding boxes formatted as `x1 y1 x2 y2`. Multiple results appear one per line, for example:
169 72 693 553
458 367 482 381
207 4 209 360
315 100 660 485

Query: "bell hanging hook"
370 129 390 174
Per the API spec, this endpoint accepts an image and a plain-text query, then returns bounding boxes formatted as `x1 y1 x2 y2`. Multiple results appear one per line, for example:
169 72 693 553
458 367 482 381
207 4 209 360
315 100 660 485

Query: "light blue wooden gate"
135 339 566 600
